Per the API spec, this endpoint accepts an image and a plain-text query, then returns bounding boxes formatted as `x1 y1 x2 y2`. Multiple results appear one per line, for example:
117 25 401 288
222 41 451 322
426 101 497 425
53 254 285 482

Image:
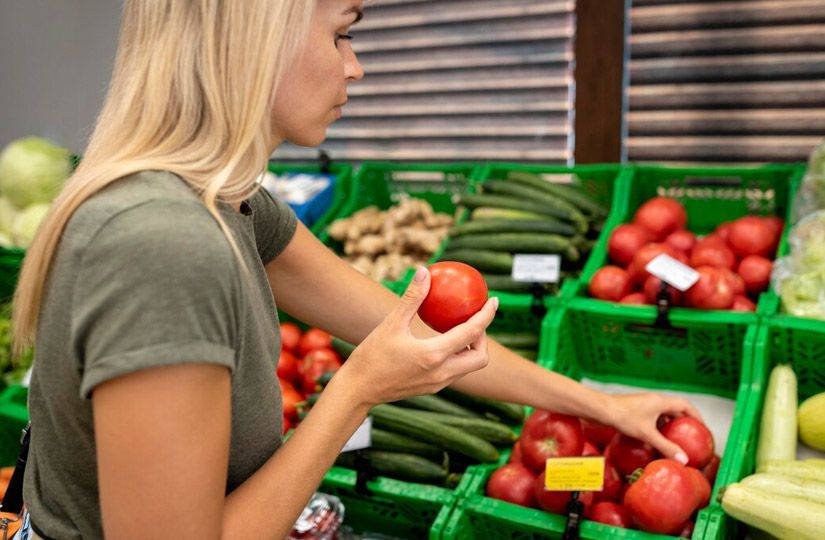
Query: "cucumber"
438 388 525 425
742 472 825 505
507 170 608 218
759 460 825 482
458 193 587 233
720 483 825 540
482 274 555 293
487 332 540 349
331 337 356 359
369 404 500 463
396 409 517 445
471 207 556 222
447 233 580 261
335 450 448 483
439 249 513 273
449 218 577 238
480 180 588 229
370 428 443 458
394 394 485 418
755 364 798 470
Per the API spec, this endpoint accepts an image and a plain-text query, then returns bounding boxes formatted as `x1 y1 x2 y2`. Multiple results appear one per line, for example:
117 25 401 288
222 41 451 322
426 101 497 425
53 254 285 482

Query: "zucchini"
457 193 587 233
370 428 443 458
335 450 447 483
331 337 356 360
369 404 500 463
439 249 513 273
447 233 580 261
480 180 588 229
741 472 825 505
759 460 825 482
471 207 557 222
720 483 825 540
438 388 525 425
507 170 608 218
449 218 577 238
394 394 485 418
487 332 540 349
755 364 798 470
396 409 517 445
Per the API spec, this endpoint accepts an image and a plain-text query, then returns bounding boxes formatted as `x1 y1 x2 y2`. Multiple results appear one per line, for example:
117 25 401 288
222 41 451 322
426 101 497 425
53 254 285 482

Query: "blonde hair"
13 0 315 355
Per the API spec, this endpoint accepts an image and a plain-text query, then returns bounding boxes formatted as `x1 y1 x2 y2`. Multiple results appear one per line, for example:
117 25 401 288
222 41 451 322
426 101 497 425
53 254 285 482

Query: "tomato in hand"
280 322 302 353
609 224 653 266
279 378 303 422
702 454 721 485
418 262 488 333
521 413 585 471
587 501 632 529
605 434 657 476
298 328 333 356
277 349 301 386
633 197 688 241
486 463 537 508
624 459 698 535
660 416 714 469
299 347 342 393
588 266 633 302
581 419 618 450
534 470 594 514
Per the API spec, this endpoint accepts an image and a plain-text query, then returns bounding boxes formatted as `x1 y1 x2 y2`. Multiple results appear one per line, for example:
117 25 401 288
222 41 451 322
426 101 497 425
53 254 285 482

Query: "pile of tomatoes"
589 197 781 311
485 410 720 536
277 322 343 433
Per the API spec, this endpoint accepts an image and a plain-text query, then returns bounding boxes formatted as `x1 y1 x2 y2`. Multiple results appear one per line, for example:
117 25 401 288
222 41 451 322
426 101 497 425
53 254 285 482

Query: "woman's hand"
336 266 498 406
601 392 704 464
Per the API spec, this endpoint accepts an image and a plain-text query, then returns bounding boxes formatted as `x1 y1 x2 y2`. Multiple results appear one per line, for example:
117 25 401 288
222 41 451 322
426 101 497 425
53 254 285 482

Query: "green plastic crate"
442 305 757 540
0 248 25 303
0 385 27 467
317 162 481 290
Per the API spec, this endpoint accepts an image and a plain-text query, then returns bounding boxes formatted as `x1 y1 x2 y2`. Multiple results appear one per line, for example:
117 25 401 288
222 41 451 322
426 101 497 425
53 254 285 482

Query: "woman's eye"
335 33 353 46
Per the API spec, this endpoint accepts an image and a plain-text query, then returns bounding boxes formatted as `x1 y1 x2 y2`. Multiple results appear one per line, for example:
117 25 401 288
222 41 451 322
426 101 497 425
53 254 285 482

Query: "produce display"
485 409 719 536
326 197 454 282
591 196 782 310
440 170 608 294
0 302 33 385
773 210 825 319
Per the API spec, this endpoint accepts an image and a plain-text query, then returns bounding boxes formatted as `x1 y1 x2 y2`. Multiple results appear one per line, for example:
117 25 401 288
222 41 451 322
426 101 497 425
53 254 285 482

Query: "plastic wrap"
773 210 825 319
288 492 345 540
791 138 825 223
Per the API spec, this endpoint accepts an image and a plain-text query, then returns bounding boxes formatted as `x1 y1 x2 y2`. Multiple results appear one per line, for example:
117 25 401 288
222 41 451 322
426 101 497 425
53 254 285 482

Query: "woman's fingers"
432 297 498 355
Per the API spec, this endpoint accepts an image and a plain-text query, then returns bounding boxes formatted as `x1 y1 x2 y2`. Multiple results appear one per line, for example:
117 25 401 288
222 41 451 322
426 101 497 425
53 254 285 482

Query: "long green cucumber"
437 388 526 425
370 428 443 458
447 233 580 261
482 274 559 293
457 193 587 233
369 404 500 463
331 337 356 360
449 218 577 238
397 409 517 445
487 332 540 349
335 450 448 482
439 249 513 273
480 180 588 228
471 207 554 221
394 394 484 418
507 170 608 217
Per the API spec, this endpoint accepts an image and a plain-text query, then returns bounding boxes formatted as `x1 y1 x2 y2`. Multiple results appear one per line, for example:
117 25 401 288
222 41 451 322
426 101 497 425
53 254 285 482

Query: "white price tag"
341 417 372 453
645 254 700 292
511 254 561 283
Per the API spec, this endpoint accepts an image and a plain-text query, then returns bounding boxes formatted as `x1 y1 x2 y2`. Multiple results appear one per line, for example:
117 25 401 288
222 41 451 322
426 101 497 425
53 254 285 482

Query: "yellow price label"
544 457 605 492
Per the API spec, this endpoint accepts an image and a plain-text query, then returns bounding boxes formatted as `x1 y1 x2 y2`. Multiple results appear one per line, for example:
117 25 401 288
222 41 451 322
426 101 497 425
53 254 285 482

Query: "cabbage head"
0 196 16 237
0 137 71 209
11 203 50 248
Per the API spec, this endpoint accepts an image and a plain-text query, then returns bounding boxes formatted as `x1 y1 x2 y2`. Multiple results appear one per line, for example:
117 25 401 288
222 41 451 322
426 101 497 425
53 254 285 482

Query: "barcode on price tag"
341 417 372 453
645 254 700 292
512 254 561 283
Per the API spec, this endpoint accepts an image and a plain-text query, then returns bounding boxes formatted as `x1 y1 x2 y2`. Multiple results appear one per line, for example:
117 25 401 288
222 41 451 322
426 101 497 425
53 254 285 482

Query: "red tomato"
702 454 721 486
690 239 736 270
534 470 594 514
719 268 746 297
731 295 756 312
665 229 697 255
486 463 537 508
277 349 301 386
728 216 776 258
587 501 632 529
763 216 784 239
581 419 618 450
594 462 623 503
633 197 688 241
686 466 711 510
738 255 773 295
609 224 653 267
624 459 698 535
509 441 524 464
299 348 342 393
605 434 658 477
523 410 552 434
714 222 733 243
582 441 600 457
298 328 333 356
660 417 715 469
279 378 303 422
684 266 734 310
280 322 302 353
521 413 585 471
588 266 633 302
418 261 488 333
677 521 695 538
627 243 684 285
643 276 683 306
619 292 647 305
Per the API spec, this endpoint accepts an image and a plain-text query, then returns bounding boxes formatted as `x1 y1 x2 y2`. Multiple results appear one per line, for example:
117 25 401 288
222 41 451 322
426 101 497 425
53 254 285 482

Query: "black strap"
562 491 583 540
1 423 30 515
318 150 332 174
654 280 672 329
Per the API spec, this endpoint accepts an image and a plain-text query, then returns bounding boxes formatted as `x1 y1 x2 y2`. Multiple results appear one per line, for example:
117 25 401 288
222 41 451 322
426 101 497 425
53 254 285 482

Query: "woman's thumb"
392 266 431 325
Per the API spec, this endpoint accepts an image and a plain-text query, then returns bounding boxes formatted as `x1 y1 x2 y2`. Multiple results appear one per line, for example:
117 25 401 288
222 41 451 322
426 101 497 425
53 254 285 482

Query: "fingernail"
414 266 427 282
492 297 499 310
674 451 689 465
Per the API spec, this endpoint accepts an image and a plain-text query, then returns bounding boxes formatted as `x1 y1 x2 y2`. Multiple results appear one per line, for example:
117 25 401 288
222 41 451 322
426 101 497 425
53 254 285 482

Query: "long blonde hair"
12 0 315 355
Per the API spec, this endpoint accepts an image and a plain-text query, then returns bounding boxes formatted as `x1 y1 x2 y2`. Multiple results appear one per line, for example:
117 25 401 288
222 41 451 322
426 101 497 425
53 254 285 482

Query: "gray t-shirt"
24 170 297 540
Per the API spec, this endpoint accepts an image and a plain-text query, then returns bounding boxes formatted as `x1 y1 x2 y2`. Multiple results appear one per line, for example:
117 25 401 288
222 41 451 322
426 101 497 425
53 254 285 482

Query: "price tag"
645 254 700 292
512 254 561 283
341 417 372 453
544 457 605 492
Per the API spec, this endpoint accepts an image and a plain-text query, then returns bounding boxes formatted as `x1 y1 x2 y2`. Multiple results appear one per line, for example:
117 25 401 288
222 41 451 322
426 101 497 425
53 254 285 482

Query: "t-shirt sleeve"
71 200 242 399
249 187 297 264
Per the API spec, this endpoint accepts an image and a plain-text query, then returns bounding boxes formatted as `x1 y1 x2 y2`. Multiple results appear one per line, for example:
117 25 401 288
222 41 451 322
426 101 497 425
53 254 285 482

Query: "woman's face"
270 0 364 149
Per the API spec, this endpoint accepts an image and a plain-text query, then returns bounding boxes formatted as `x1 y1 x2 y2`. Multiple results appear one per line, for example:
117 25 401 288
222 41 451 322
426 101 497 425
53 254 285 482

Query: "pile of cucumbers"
440 170 608 293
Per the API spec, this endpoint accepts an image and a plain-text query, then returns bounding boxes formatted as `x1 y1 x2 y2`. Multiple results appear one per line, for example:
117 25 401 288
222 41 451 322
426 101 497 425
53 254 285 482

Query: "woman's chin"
287 129 328 149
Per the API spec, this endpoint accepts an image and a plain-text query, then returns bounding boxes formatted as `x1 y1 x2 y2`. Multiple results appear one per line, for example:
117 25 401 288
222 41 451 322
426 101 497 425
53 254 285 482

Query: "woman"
11 1 698 538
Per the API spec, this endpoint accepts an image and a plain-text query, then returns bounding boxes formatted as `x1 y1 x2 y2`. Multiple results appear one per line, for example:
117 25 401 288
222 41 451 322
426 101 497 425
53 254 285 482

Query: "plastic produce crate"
0 248 25 303
0 385 28 467
441 304 757 540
